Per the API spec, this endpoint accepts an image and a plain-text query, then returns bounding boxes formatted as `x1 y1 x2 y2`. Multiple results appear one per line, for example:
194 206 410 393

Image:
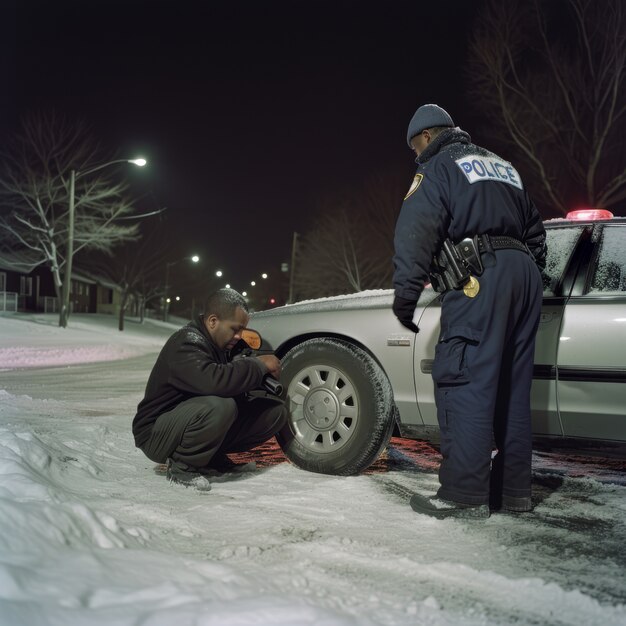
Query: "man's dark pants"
432 249 543 506
140 394 288 470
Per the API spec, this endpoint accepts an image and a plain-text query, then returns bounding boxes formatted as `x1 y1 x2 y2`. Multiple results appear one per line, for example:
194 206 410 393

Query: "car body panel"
531 303 563 435
557 300 626 439
253 290 435 426
251 218 626 445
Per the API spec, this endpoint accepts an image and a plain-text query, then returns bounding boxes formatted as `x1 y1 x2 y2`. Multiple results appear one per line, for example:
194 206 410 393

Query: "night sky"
3 0 476 293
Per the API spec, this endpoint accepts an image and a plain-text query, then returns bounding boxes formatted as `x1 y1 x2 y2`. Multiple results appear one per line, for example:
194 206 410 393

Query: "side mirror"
240 328 262 350
233 329 282 396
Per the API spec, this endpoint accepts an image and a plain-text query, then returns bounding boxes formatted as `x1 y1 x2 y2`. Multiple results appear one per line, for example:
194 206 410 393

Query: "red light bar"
566 209 614 221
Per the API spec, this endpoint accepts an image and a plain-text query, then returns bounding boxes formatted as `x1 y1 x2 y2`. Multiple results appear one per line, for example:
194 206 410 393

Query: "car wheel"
277 338 395 475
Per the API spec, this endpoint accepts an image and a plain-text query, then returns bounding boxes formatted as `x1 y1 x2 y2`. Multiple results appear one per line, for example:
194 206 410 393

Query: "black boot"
204 453 256 475
166 459 212 492
410 494 490 519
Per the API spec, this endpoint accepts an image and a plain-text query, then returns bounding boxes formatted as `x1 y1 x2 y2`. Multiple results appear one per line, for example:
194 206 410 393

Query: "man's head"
406 104 454 157
202 288 250 351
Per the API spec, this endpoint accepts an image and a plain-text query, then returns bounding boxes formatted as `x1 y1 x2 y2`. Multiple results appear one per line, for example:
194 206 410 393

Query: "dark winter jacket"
132 316 268 447
393 128 547 301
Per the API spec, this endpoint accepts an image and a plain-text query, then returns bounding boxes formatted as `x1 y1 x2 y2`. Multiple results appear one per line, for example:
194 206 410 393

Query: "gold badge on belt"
463 275 480 298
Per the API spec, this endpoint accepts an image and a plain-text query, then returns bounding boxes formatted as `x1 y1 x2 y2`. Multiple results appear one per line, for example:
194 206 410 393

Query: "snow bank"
0 314 173 369
0 314 625 625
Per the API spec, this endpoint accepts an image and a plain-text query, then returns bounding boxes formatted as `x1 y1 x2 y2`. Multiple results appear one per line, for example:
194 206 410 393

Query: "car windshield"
542 226 585 296
589 225 626 294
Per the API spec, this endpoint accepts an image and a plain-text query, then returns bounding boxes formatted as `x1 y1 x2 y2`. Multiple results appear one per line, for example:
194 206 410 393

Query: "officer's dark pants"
140 395 288 470
432 249 542 506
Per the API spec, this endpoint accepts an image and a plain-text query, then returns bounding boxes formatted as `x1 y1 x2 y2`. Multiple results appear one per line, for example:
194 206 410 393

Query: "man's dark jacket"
393 128 547 301
132 317 267 448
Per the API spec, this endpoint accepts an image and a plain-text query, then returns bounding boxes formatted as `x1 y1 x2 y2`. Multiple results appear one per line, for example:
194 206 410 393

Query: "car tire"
277 338 395 475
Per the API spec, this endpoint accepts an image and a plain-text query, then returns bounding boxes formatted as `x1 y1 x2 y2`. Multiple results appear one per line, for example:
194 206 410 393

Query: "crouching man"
132 288 287 491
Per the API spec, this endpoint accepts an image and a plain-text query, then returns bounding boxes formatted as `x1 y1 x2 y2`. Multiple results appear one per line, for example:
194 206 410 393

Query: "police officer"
392 104 546 519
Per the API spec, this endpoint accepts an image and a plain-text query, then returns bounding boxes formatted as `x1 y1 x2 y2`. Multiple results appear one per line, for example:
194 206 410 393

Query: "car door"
556 223 626 441
414 225 587 435
413 295 442 427
531 224 588 436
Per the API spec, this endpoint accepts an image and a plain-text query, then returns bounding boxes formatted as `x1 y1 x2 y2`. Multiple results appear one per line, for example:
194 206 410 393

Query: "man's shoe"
205 453 256 474
410 494 490 519
502 494 532 512
166 459 212 492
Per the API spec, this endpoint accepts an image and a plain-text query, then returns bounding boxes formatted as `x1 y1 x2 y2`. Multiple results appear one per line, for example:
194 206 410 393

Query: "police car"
250 210 626 475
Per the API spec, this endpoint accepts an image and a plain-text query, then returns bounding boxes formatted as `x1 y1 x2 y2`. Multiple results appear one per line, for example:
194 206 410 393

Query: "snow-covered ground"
0 313 625 626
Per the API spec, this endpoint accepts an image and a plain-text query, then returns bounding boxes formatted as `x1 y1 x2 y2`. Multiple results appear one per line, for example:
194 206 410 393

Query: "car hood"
252 288 438 319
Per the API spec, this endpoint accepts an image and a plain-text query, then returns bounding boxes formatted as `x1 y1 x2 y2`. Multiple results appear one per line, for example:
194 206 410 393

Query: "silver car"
251 211 626 475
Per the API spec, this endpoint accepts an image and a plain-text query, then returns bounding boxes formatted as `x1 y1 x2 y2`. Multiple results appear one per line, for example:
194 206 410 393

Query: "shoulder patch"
455 155 523 190
404 173 424 199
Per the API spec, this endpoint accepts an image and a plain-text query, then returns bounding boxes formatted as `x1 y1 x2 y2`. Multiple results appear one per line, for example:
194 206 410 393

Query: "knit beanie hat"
406 104 454 148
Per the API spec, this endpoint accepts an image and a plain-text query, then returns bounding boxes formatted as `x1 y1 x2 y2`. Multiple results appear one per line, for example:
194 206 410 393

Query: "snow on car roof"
252 288 438 317
284 288 393 307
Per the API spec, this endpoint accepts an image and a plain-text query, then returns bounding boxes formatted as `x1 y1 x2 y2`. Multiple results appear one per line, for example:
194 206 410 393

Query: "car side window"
589 226 626 294
542 226 584 296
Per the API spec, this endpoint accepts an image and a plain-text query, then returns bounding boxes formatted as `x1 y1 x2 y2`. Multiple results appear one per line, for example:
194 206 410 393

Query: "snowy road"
1 316 625 626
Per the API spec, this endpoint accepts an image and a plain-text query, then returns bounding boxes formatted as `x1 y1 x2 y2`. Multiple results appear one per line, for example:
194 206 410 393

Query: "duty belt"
476 235 528 254
429 234 529 293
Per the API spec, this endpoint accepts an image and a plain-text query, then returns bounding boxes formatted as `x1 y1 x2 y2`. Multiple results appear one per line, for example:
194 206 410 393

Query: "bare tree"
292 172 404 300
0 112 139 326
82 223 170 331
467 0 626 215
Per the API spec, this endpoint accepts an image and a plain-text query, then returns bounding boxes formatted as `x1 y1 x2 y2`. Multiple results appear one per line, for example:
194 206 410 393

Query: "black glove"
392 296 419 333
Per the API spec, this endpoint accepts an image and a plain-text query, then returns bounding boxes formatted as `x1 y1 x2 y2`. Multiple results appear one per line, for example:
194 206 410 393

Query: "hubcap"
287 364 359 454
304 388 340 430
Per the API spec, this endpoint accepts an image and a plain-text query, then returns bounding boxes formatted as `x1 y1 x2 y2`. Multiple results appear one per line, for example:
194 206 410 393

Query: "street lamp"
61 157 147 327
164 254 200 322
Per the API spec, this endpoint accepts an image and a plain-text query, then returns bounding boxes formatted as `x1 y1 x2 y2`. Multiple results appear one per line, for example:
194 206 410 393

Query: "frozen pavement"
0 314 625 626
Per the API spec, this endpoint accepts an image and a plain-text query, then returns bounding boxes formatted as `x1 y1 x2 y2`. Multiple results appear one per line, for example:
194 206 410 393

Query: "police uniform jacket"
132 317 268 448
393 128 546 302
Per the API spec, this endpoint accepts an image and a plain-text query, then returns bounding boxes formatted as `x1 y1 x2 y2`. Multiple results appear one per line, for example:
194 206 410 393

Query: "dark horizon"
3 0 477 295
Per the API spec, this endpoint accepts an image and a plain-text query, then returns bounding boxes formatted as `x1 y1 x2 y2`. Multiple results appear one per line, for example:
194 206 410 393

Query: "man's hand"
392 296 419 333
257 354 282 379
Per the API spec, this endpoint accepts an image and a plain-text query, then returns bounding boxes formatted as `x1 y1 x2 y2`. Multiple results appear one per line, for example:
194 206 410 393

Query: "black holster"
429 236 484 293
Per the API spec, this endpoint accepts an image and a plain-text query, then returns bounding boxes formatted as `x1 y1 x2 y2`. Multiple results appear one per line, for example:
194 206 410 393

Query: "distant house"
0 253 48 313
91 275 124 316
0 254 122 315
0 259 19 312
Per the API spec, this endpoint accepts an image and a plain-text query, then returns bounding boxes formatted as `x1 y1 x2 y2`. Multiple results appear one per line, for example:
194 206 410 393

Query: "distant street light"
61 157 147 327
216 270 223 277
261 273 268 279
164 254 200 322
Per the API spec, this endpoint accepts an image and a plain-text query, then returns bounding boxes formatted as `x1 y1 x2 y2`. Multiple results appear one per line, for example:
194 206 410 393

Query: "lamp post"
164 254 200 322
60 158 147 327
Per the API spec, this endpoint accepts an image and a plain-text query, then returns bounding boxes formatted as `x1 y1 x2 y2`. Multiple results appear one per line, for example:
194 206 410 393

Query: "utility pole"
59 169 76 328
288 231 299 304
58 158 147 328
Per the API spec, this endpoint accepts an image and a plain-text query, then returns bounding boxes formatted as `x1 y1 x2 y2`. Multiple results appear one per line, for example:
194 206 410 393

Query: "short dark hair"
204 288 249 320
